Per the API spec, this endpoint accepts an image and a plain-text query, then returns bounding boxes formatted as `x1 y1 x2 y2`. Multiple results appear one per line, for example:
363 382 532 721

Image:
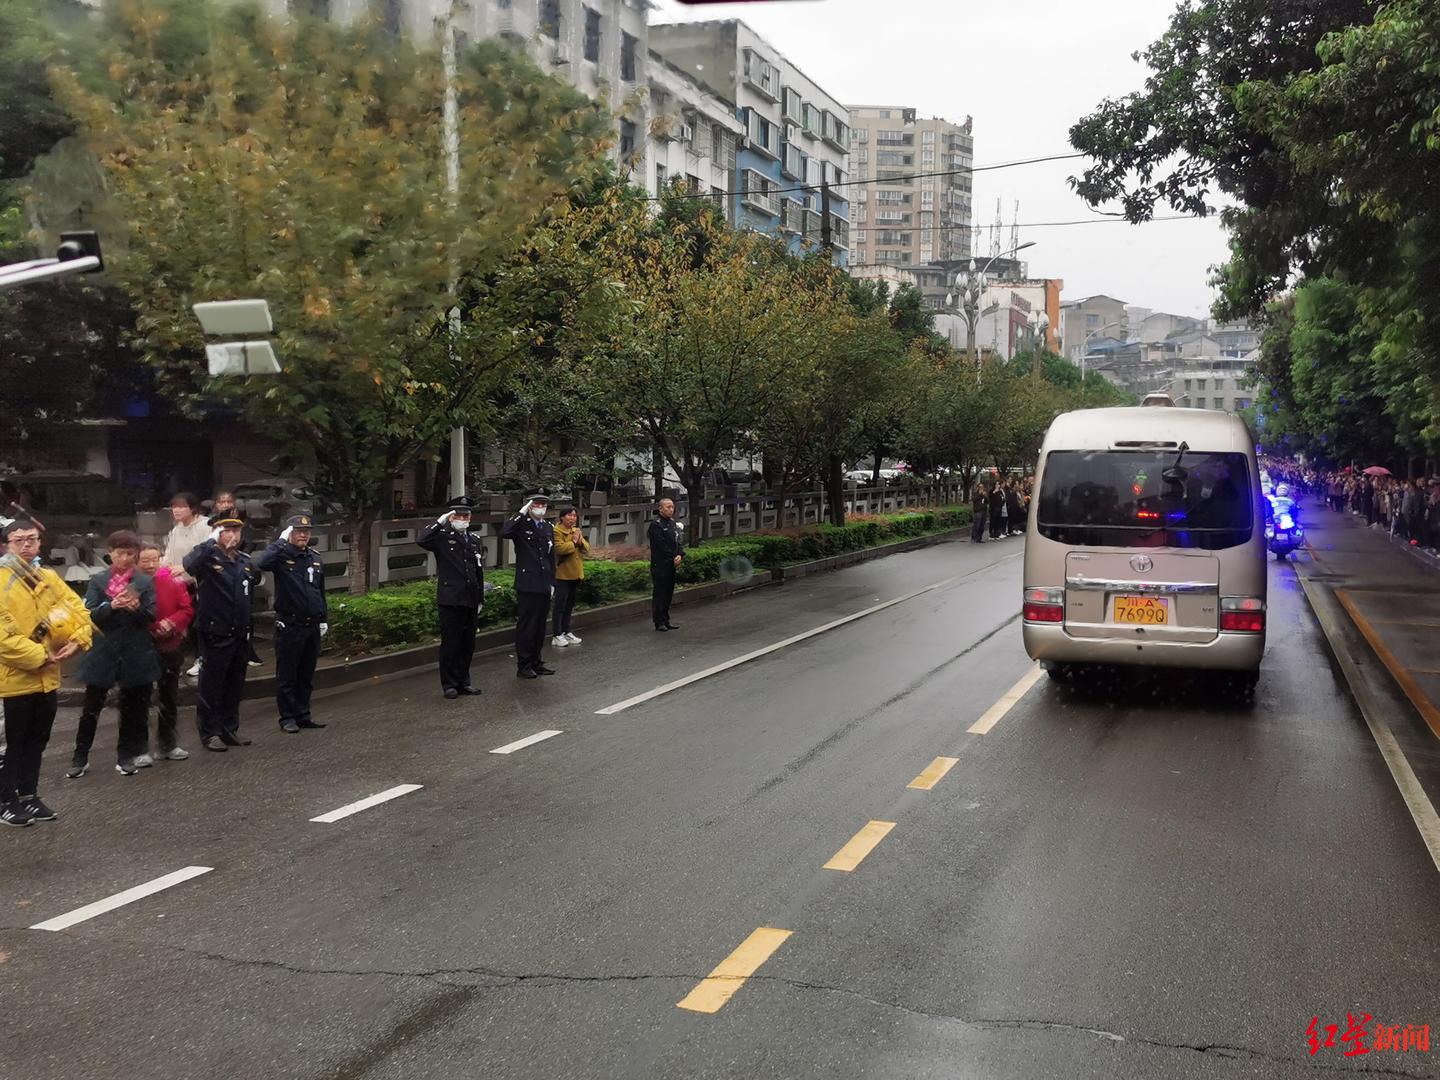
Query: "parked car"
230 478 339 525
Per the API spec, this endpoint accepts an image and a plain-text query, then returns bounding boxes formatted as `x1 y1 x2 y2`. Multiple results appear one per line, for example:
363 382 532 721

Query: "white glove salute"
437 511 453 525
517 499 534 518
280 526 294 542
319 622 329 637
207 526 222 543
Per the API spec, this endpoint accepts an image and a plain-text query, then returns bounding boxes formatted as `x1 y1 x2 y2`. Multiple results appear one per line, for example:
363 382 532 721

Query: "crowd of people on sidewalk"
1263 458 1440 554
1 485 688 828
969 475 1033 544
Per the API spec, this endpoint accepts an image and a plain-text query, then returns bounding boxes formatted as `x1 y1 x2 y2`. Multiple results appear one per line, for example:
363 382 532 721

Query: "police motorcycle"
1264 483 1305 560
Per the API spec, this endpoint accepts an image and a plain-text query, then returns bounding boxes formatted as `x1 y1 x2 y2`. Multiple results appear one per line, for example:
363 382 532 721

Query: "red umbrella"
1362 465 1392 477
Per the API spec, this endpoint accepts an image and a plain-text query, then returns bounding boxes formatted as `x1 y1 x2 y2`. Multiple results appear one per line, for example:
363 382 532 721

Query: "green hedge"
326 507 970 655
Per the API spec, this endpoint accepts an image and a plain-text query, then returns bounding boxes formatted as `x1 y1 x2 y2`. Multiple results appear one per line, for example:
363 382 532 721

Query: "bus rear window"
1036 450 1254 550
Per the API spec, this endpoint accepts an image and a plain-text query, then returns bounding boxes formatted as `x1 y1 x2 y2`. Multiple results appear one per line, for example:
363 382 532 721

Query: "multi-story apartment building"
1168 359 1259 412
649 20 851 266
644 54 746 212
847 106 973 270
1060 294 1129 360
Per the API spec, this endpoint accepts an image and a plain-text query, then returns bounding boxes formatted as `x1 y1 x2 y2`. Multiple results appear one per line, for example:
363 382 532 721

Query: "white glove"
518 499 534 518
437 511 453 525
207 527 222 543
319 622 329 637
280 526 294 542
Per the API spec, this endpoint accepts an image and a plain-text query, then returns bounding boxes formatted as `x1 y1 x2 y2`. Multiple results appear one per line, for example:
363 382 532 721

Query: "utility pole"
442 9 466 500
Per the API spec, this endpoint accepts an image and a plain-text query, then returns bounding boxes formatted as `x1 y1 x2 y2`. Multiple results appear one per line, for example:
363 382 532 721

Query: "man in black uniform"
648 497 685 631
257 514 328 733
183 512 261 752
417 496 485 699
501 491 555 679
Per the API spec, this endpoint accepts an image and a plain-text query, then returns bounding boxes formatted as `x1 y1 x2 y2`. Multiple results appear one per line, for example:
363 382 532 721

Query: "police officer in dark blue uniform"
417 496 485 699
501 491 556 679
648 497 685 631
257 514 328 734
184 512 261 752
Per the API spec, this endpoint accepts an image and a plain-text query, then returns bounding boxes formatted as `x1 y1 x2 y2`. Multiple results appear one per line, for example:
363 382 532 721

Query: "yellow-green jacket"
0 562 93 697
553 523 590 581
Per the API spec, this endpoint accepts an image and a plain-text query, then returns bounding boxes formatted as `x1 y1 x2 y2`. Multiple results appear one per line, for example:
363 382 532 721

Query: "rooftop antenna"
989 198 1002 259
1009 200 1020 266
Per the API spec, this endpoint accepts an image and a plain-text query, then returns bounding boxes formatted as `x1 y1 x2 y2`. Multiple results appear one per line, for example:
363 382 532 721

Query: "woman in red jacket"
138 544 194 762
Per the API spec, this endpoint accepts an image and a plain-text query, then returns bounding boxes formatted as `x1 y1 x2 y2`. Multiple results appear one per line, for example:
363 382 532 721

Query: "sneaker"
161 747 190 761
0 802 33 828
247 659 263 668
565 632 582 645
65 753 89 780
551 635 570 648
280 719 300 734
133 754 155 768
116 760 138 776
203 736 227 752
186 659 202 677
20 796 56 822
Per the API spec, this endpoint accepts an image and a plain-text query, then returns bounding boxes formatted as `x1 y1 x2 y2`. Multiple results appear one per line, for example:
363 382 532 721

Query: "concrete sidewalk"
1299 494 1440 741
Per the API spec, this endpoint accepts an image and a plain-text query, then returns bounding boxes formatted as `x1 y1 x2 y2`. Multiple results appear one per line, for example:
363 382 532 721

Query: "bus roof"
1041 406 1254 454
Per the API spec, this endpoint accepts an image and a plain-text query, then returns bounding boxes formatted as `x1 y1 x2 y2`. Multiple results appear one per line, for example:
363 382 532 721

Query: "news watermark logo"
1306 1014 1431 1058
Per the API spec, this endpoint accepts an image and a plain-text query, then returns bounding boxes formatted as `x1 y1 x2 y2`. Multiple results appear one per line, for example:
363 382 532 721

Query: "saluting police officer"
500 491 556 679
257 514 328 734
648 497 684 631
184 512 262 752
416 496 485 699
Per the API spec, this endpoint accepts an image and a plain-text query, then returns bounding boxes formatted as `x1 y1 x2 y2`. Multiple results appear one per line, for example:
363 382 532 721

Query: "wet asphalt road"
3 534 1438 1080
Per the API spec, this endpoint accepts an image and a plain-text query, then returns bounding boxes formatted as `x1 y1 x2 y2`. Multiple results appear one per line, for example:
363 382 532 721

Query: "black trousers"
196 631 249 741
154 648 184 753
438 604 479 691
552 580 579 636
971 512 986 543
0 691 57 801
989 510 1003 539
75 683 152 761
275 620 321 723
651 564 677 628
515 591 550 670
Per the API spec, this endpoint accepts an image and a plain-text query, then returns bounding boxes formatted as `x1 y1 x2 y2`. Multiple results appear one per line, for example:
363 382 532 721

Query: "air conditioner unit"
552 41 572 64
678 123 694 143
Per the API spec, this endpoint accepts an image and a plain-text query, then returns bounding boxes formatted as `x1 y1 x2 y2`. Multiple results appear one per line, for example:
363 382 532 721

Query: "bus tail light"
1220 596 1265 632
1024 586 1064 623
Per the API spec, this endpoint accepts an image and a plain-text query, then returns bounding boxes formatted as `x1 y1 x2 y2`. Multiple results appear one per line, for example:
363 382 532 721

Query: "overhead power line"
646 151 1089 204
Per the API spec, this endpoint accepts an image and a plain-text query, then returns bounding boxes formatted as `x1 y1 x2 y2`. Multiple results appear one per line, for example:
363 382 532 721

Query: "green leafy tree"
56 1 609 590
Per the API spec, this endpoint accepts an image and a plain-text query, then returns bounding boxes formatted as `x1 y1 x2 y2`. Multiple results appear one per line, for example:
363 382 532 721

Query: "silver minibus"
1022 394 1267 692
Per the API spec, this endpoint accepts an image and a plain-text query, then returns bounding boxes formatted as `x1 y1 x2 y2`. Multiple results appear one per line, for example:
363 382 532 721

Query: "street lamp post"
1027 311 1050 376
1078 319 1125 383
946 241 1036 373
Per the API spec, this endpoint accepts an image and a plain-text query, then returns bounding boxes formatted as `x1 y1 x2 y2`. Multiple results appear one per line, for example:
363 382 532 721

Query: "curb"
57 526 964 706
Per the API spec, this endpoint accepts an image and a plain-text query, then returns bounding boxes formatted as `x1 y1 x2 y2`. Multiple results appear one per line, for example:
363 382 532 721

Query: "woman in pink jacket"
138 544 194 762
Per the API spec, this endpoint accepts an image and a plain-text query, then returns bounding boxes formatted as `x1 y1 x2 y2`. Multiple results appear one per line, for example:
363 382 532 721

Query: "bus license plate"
1113 596 1169 625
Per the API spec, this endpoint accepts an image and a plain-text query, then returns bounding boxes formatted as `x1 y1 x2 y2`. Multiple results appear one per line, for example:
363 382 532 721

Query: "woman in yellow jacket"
0 520 92 826
550 506 589 648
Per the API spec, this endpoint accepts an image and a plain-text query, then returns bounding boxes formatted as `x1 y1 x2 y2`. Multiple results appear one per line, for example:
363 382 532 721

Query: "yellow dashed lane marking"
823 821 896 872
677 927 793 1014
908 756 959 790
968 665 1045 735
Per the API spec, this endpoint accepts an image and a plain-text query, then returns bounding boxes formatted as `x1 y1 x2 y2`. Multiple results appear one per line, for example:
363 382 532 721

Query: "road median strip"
908 756 959 791
968 665 1044 735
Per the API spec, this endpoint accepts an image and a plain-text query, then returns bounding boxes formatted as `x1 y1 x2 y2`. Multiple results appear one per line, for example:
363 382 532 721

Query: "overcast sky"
651 0 1230 319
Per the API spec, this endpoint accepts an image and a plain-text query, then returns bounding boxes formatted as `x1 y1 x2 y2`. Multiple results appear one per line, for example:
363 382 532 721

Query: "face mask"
530 507 547 519
451 520 470 531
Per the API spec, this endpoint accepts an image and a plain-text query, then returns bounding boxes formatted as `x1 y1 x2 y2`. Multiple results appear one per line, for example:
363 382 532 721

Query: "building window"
856 148 868 164
1183 379 1192 390
1086 314 1098 326
922 129 935 144
583 8 601 62
878 109 891 119
1196 378 1206 390
686 174 702 194
711 123 724 161
1195 397 1206 409
782 87 803 123
741 169 777 214
743 50 780 100
922 150 935 166
855 127 868 144
745 109 777 158
539 0 559 37
620 31 637 81
1236 398 1251 411
875 191 910 205
619 119 636 160
656 163 667 191
877 130 911 145
921 190 934 208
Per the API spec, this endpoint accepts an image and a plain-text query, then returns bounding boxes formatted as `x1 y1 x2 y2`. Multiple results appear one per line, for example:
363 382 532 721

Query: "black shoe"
20 796 56 822
664 623 679 630
203 736 228 752
516 667 539 679
0 802 33 828
532 664 556 676
280 719 301 734
297 719 327 729
458 686 483 696
219 731 251 747
443 687 460 699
